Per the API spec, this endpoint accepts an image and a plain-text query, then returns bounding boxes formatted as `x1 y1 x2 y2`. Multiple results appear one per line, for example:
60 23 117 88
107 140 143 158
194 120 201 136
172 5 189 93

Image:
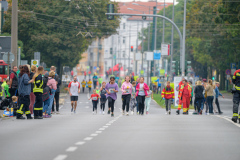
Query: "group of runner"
68 75 153 117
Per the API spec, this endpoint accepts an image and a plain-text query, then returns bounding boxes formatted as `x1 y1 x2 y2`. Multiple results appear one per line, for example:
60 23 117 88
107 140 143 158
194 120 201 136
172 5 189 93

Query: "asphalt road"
0 89 240 160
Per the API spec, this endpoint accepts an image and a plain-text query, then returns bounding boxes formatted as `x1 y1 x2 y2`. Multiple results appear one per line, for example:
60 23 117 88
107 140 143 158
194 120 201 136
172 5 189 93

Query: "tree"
3 0 120 76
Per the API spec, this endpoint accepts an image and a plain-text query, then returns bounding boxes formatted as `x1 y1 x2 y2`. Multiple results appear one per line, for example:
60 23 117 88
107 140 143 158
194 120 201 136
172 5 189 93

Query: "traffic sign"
161 43 170 56
226 69 231 75
153 50 161 60
31 60 39 66
231 63 236 69
2 52 15 63
145 52 153 61
140 70 144 75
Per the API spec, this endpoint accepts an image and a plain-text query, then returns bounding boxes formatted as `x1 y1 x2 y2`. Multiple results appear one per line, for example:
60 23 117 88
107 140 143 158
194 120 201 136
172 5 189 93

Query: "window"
123 51 125 57
123 37 125 44
0 65 5 74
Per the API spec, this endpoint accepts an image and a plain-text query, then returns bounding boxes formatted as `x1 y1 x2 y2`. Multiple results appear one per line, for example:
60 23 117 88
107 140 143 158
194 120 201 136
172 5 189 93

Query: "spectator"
9 66 18 100
46 71 57 118
29 65 37 115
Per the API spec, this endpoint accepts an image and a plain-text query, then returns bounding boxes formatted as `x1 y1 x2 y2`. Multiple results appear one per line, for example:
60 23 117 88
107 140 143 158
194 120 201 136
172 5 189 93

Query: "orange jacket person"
176 79 192 115
161 81 175 115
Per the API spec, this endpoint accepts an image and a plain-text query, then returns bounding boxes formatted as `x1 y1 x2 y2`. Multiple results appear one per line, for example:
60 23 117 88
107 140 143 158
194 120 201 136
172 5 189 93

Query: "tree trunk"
220 70 225 90
216 69 219 82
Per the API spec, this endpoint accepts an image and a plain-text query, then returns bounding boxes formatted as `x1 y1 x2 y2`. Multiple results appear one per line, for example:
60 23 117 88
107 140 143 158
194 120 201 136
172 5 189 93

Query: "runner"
106 76 119 117
136 77 149 115
89 89 100 115
130 81 137 115
87 79 93 93
68 76 80 114
93 74 98 89
84 71 87 79
100 82 107 115
121 76 132 116
81 79 86 93
98 76 103 88
145 89 153 115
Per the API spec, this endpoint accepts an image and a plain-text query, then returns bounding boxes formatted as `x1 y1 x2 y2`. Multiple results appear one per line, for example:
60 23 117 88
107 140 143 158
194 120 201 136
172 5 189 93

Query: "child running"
89 89 100 115
121 76 132 116
100 82 107 115
145 89 153 115
81 80 86 93
130 81 137 115
87 79 93 93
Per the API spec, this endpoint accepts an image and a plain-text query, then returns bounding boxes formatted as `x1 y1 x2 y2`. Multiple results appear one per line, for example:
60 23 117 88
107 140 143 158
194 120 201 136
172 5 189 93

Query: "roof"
118 2 173 21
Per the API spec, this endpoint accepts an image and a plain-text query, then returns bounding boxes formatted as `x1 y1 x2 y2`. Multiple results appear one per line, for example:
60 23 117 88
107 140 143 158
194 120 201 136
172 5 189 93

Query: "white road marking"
103 126 108 128
99 128 105 131
106 123 111 126
86 102 89 103
66 147 77 152
90 134 98 136
214 115 240 128
79 102 82 103
75 141 85 145
85 106 89 108
84 137 93 141
53 155 67 160
96 131 102 133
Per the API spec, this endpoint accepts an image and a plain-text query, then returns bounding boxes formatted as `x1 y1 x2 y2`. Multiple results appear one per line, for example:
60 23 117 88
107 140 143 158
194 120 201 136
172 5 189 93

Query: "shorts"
71 96 78 101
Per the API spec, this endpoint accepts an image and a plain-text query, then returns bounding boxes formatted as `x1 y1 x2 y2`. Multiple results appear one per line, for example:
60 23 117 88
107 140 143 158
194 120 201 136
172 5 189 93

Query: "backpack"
42 85 51 102
0 98 10 110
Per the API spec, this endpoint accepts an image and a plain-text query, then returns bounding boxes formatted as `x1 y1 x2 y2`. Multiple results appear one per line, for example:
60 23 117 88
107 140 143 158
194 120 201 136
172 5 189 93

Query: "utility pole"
161 0 166 72
11 0 18 67
128 25 131 73
154 1 157 76
97 37 100 73
182 0 187 76
170 0 175 79
18 47 21 66
111 36 114 75
135 21 139 74
141 19 144 73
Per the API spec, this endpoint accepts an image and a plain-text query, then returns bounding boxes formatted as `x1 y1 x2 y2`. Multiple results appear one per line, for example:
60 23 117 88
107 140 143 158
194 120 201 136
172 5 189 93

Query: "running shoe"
122 111 125 115
176 110 180 115
232 117 238 123
56 111 60 114
165 111 168 115
74 110 76 114
71 108 73 112
137 111 139 115
131 111 134 115
168 110 171 115
111 113 114 117
103 111 105 115
126 112 129 116
108 110 110 114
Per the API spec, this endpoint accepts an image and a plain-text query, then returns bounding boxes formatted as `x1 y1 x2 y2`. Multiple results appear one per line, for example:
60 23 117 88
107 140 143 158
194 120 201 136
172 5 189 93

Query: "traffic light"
131 46 133 52
212 76 215 81
107 4 114 20
110 48 113 54
186 61 191 75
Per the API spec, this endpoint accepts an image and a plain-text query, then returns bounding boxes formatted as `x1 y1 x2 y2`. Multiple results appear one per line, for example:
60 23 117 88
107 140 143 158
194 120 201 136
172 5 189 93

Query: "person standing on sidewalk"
121 76 132 116
176 80 192 115
46 71 57 117
155 77 162 94
68 76 80 114
232 69 240 123
194 81 205 114
105 76 119 117
9 66 18 101
52 77 61 114
16 65 33 119
205 80 215 114
215 82 224 114
161 81 175 115
136 77 149 115
32 66 44 119
29 65 37 115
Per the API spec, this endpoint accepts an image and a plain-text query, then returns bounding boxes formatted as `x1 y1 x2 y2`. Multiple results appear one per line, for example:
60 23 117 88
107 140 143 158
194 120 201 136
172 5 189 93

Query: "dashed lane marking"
53 155 67 160
66 147 78 152
90 134 98 137
96 131 102 133
75 141 85 145
103 126 108 128
214 115 240 128
106 123 111 126
99 128 105 131
84 137 93 141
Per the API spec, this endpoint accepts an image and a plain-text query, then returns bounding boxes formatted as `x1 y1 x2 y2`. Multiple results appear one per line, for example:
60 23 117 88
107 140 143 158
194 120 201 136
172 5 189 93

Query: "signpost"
31 60 39 67
161 43 170 56
226 69 231 75
153 50 161 60
231 63 236 75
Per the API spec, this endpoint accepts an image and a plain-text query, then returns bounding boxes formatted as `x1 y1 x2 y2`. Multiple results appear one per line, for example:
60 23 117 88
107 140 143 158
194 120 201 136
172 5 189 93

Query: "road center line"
96 131 102 133
103 126 108 128
84 137 93 141
75 141 85 145
66 147 77 152
53 155 67 160
90 134 98 136
99 128 105 131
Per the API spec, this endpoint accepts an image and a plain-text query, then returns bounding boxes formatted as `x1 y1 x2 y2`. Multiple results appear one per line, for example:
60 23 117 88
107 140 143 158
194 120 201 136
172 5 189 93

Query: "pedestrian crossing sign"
31 60 39 67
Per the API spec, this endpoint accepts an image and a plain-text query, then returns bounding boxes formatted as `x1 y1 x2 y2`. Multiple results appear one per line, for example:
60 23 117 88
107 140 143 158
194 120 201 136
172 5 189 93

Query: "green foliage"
3 0 120 75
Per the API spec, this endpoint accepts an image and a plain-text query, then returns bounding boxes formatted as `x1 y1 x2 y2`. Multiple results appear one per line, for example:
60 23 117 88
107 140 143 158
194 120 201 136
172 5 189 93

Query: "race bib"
125 89 130 93
109 88 115 93
92 97 97 100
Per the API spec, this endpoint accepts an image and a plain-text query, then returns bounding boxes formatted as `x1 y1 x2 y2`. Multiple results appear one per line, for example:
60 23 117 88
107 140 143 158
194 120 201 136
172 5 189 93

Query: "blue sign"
94 66 97 70
154 50 161 60
226 69 231 75
231 63 236 69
